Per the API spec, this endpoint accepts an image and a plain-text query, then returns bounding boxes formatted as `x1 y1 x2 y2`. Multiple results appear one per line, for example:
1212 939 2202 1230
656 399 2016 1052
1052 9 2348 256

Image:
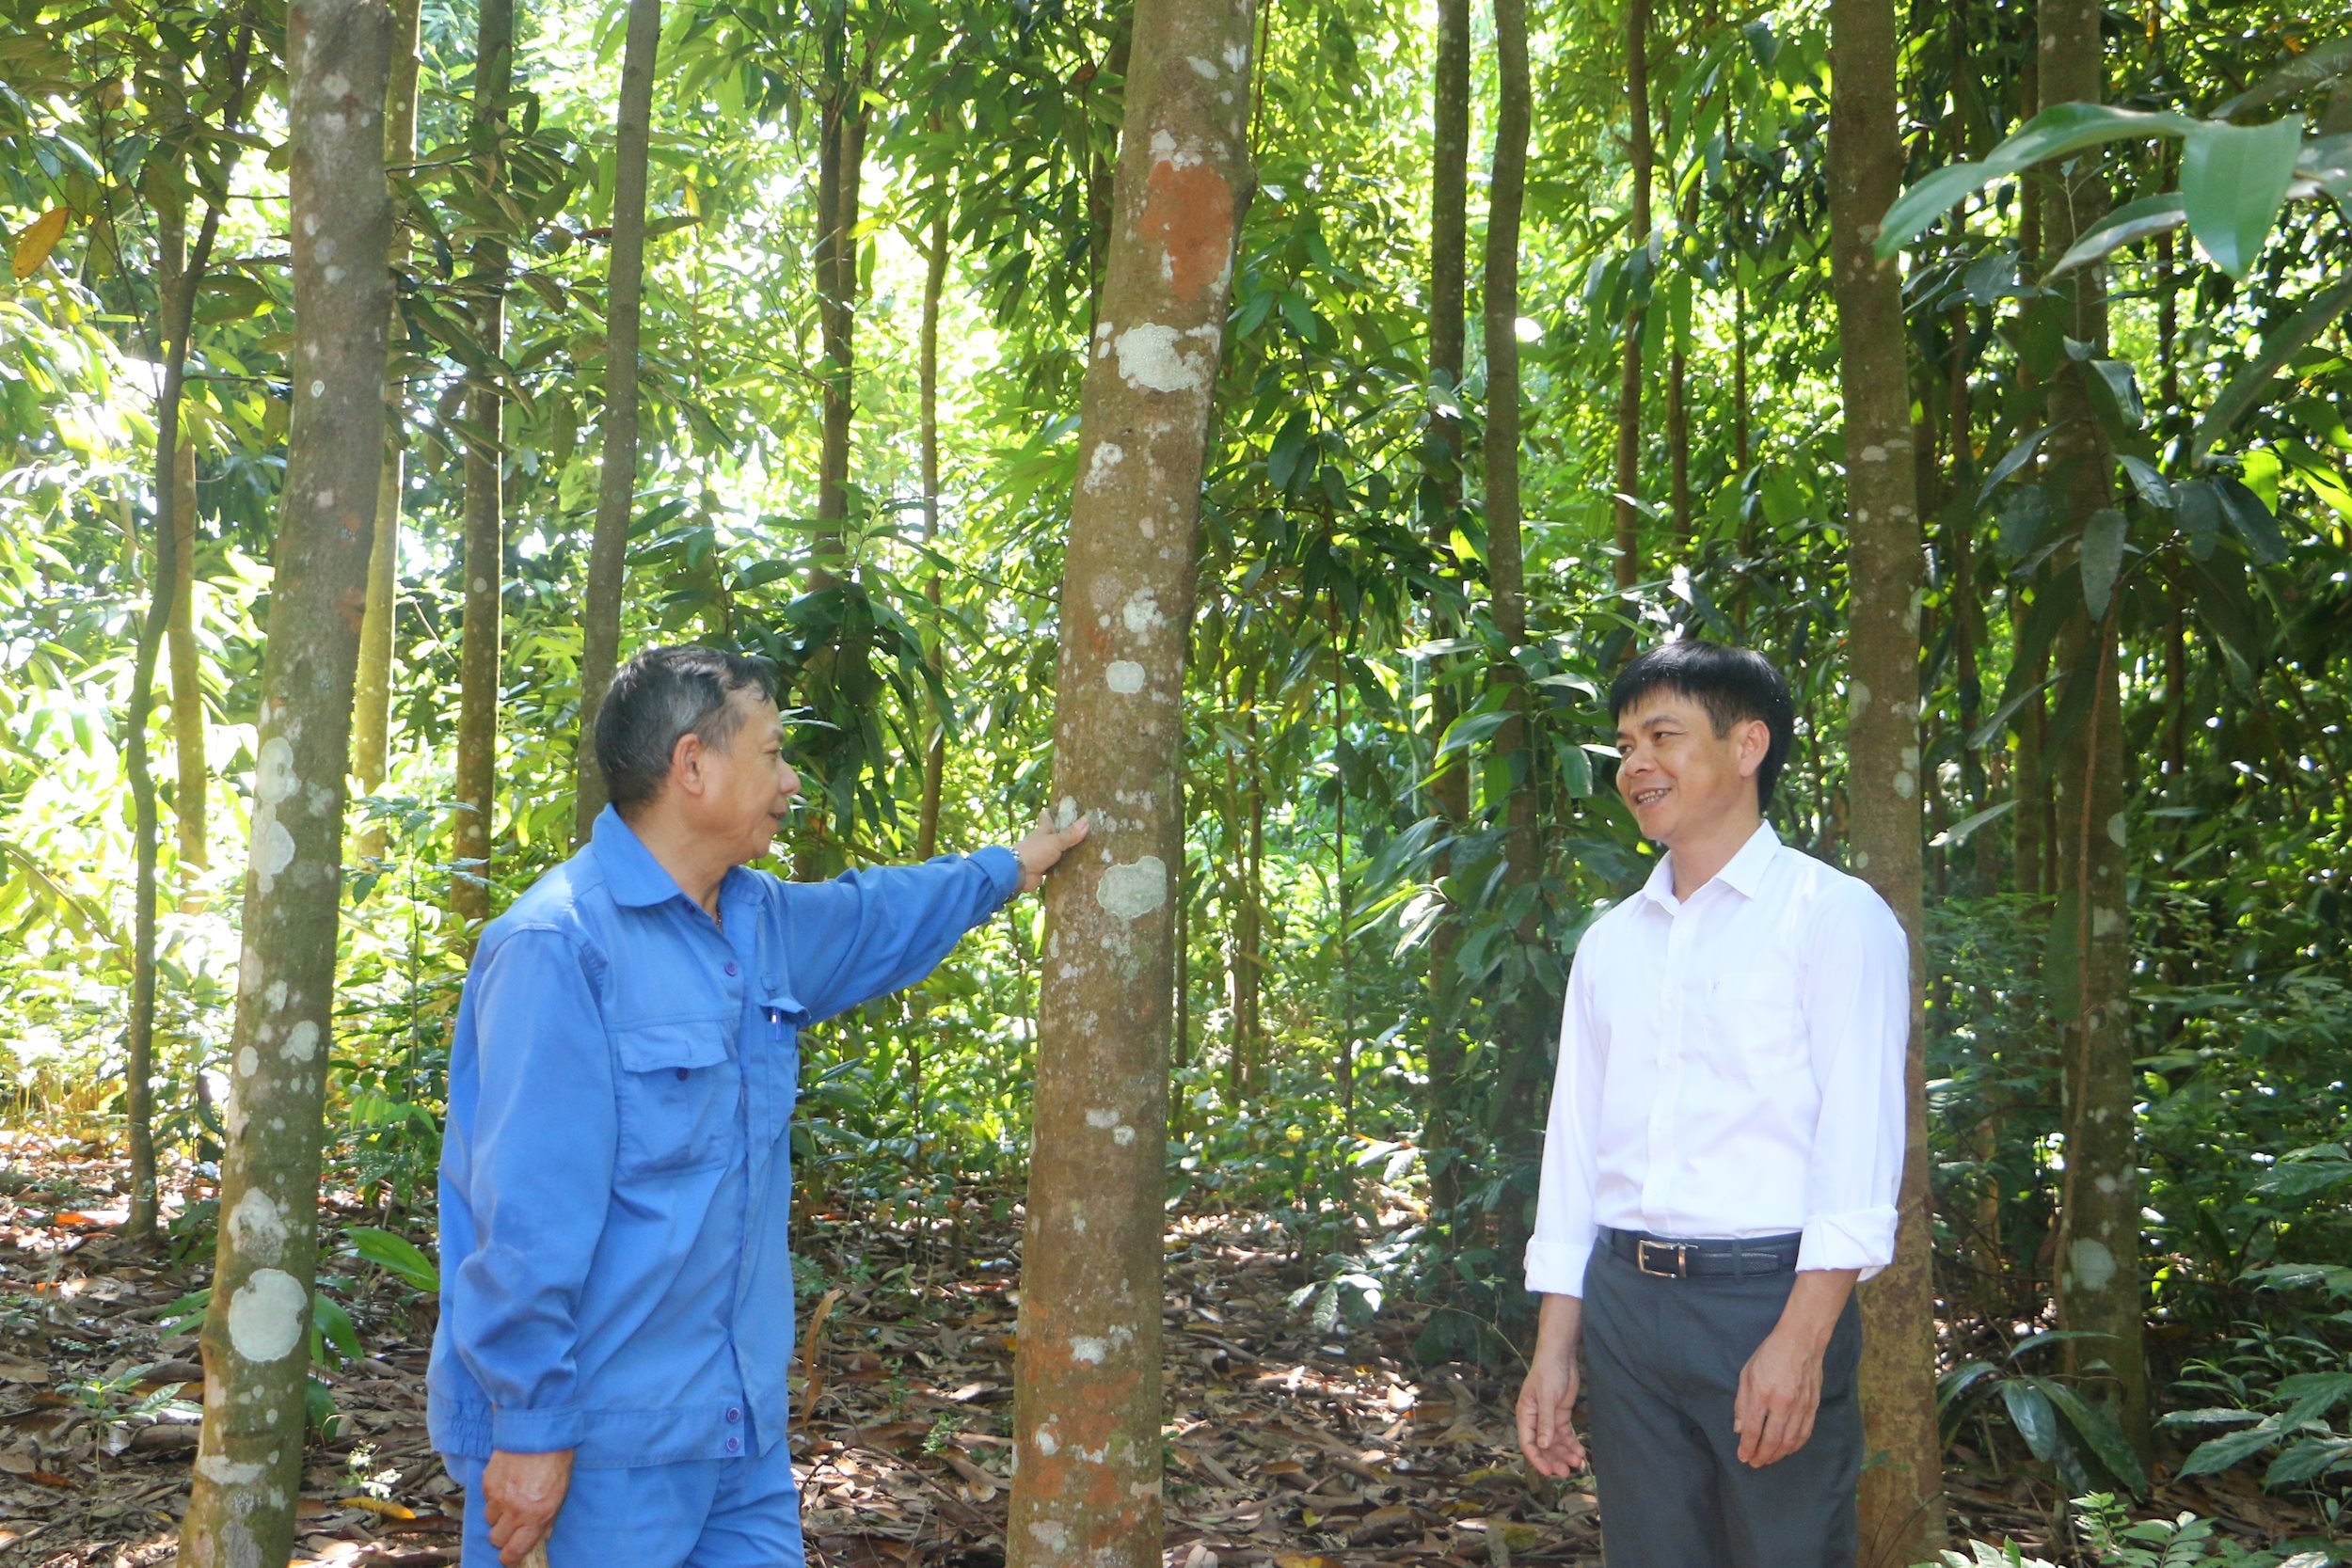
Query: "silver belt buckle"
1635 1238 1688 1278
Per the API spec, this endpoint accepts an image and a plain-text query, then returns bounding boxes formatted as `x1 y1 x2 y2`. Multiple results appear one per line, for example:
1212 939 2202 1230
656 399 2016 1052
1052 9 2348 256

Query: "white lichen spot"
255 816 296 894
237 1046 260 1078
2067 1238 2117 1291
284 1020 319 1062
1070 1336 1108 1365
1029 1522 1071 1551
2106 811 2127 848
1106 660 1146 695
1056 796 1080 831
1853 849 1873 871
324 264 344 284
1186 55 1219 78
1850 680 1872 717
1112 323 1211 394
265 980 289 1012
229 1190 288 1263
1035 1428 1060 1456
1893 771 1916 799
1085 441 1125 492
2094 1173 2122 1196
256 736 298 804
1121 590 1166 634
1859 444 1887 463
320 71 350 99
1087 1108 1120 1130
1113 1124 1136 1146
196 1454 267 1487
2092 907 2127 939
227 1268 308 1363
309 380 325 399
1096 855 1168 921
1224 40 1248 71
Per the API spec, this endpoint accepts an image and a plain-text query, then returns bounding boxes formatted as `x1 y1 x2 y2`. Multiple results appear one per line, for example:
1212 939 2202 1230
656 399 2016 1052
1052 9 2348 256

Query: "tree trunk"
916 194 949 862
168 436 207 883
1828 0 1945 1554
1422 0 1473 1230
574 0 661 842
126 40 249 1240
1667 184 1695 546
350 0 421 859
1006 4 1253 1560
177 3 392 1560
2038 0 2152 1456
1612 0 1653 591
1481 0 1549 1288
451 0 513 934
811 64 871 591
1330 667 1353 1131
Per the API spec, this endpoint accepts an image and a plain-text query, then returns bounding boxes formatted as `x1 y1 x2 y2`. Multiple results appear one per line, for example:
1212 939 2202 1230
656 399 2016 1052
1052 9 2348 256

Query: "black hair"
1608 639 1796 812
594 645 778 815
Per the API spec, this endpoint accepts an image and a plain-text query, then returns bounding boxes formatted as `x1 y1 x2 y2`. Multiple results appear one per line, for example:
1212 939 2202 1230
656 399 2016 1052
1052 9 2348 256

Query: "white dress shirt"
1523 821 1910 1296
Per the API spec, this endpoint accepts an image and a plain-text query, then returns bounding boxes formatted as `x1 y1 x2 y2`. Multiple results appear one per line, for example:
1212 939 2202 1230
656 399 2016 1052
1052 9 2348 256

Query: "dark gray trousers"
1583 1243 1865 1568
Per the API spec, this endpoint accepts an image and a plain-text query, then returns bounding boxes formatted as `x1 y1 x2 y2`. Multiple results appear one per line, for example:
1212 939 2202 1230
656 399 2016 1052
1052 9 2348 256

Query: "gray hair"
594 645 777 814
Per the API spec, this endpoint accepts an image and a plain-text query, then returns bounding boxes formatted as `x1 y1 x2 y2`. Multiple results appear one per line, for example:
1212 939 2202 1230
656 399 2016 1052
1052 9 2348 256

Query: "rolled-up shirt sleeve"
1525 947 1605 1297
788 848 1021 1022
1793 883 1911 1277
450 928 617 1451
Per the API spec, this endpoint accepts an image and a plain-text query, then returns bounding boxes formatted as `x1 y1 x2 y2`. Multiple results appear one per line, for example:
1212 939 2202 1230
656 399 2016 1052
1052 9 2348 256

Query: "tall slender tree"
178 0 394 1559
349 0 421 858
1422 0 1473 1230
574 0 662 840
1612 0 1654 590
1005 1 1255 1560
450 0 514 932
1829 0 1945 1552
2038 0 2151 1453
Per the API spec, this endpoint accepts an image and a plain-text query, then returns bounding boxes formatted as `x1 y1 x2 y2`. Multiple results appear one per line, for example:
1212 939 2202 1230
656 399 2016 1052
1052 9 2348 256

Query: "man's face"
693 691 801 863
1613 689 1764 847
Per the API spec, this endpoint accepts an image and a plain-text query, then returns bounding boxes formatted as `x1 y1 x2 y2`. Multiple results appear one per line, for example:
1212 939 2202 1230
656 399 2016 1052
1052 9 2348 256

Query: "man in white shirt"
1514 640 1909 1567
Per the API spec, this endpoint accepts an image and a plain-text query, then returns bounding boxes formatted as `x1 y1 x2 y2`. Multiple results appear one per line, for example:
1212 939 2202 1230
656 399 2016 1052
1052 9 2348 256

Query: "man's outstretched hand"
483 1448 571 1567
1011 809 1090 895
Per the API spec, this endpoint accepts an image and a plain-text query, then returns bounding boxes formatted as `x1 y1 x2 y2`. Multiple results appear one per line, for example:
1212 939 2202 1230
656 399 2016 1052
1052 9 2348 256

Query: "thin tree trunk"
1331 667 1352 1131
351 0 421 859
1829 0 1945 1552
168 437 207 883
1482 0 1549 1284
1423 0 1473 1230
1612 0 1653 590
126 34 251 1242
1006 4 1254 1560
1667 184 1695 545
811 66 870 591
178 3 392 1560
2039 0 2152 1455
1732 276 1750 480
916 195 949 861
451 0 514 934
574 0 661 841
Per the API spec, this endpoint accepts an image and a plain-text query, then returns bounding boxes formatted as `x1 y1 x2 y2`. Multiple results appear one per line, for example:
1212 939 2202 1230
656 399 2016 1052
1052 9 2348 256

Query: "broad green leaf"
2215 37 2352 119
2117 455 2170 508
1978 426 2053 502
2191 271 2352 465
2087 360 2145 433
2038 1377 2148 1493
2047 193 2187 278
2265 1437 2352 1487
1930 800 2016 848
2079 510 2136 620
2000 1379 2061 1460
2216 477 2289 563
2181 117 2306 277
2179 1418 2286 1477
347 1227 441 1292
1879 105 2199 256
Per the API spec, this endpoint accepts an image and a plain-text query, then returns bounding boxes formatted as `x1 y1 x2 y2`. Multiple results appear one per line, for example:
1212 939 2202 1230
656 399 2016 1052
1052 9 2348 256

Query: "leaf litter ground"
0 1131 2328 1566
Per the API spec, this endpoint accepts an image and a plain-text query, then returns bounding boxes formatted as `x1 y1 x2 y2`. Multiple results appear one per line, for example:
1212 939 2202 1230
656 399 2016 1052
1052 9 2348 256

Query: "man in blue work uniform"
427 645 1089 1567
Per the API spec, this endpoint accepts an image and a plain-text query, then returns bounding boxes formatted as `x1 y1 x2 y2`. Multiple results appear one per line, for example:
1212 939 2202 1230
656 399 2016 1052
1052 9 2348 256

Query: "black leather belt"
1604 1227 1803 1279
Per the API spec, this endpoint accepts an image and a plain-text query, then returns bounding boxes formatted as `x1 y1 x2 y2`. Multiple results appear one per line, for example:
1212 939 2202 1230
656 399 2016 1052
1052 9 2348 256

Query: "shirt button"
726 1407 741 1423
725 1436 740 1453
724 960 739 976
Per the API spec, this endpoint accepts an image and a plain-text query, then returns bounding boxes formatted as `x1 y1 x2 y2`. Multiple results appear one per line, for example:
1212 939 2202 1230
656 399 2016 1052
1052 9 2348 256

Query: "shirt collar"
1643 818 1781 909
590 805 691 909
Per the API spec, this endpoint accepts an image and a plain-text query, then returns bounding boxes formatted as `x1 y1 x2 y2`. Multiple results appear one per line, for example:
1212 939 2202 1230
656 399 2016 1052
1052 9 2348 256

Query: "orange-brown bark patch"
1141 160 1233 306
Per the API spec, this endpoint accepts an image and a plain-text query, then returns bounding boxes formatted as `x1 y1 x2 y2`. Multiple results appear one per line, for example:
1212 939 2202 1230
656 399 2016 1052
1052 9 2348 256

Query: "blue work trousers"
448 1425 803 1568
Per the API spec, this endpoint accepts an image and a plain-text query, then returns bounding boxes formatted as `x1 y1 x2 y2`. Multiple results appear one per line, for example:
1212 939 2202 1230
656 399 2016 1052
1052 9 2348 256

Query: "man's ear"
669 731 707 797
1736 718 1769 778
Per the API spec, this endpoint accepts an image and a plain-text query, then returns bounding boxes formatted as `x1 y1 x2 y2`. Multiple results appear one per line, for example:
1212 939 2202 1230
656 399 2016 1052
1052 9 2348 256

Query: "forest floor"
0 1127 2331 1568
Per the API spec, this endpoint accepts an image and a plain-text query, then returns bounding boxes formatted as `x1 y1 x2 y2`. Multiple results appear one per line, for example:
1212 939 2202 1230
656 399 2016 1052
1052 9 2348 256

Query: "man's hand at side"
1010 809 1090 895
483 1448 573 1566
1515 1292 1589 1477
1734 1267 1857 1466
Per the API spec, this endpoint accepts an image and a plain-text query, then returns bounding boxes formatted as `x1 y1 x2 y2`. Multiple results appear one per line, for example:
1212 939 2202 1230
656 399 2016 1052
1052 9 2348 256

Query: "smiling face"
686 690 802 865
1614 688 1768 850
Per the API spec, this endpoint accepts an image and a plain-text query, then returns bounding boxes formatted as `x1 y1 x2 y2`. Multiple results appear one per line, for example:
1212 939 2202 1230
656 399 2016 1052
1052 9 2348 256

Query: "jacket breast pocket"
1707 974 1806 1085
612 1022 738 1176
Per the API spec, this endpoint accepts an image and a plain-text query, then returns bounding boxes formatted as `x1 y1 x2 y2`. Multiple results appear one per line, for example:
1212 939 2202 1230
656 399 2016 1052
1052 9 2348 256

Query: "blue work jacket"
427 806 1019 1467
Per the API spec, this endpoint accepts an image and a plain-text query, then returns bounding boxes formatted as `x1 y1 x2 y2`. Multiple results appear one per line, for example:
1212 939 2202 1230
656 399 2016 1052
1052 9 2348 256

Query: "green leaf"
2265 1436 2352 1487
2215 37 2352 119
2046 192 2188 278
2080 507 2127 620
1930 800 2016 848
2191 271 2352 465
2087 360 2144 433
347 1227 440 1292
2173 479 2223 558
2180 117 2307 277
2001 1380 2061 1460
1879 162 1996 255
2216 477 2289 563
1879 104 2201 257
2117 455 2169 508
1979 427 2053 503
310 1291 361 1365
2179 1418 2286 1478
2038 1378 2148 1494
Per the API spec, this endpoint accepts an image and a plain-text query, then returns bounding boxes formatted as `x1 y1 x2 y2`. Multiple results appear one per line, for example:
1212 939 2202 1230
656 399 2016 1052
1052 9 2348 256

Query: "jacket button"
726 1407 740 1423
675 1068 689 1081
724 961 739 976
725 1436 740 1454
